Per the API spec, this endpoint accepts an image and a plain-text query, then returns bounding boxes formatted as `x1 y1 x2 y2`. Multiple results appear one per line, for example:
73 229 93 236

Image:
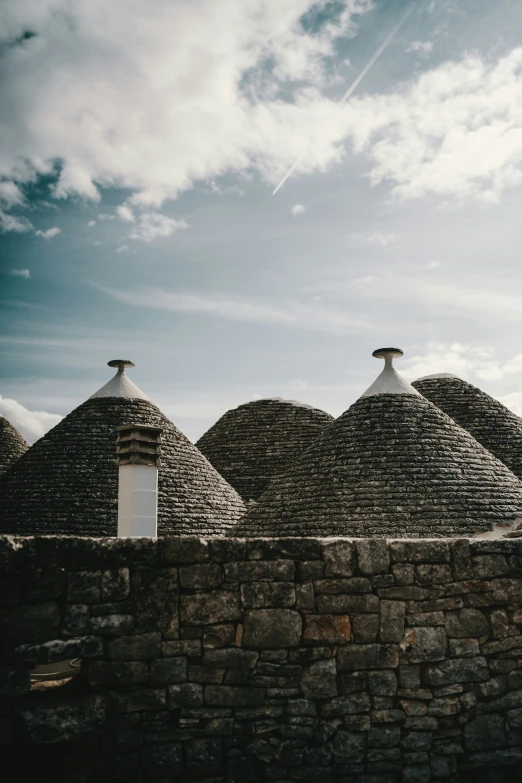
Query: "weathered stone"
322 692 370 717
303 615 350 645
337 644 398 671
445 608 489 638
168 682 204 707
124 688 167 712
415 564 452 585
101 568 130 600
63 604 90 636
149 657 187 684
390 541 450 564
208 538 246 562
399 665 421 689
205 685 264 707
297 560 324 581
142 743 183 774
162 639 201 656
88 660 148 686
368 724 400 748
108 632 161 661
322 540 355 577
380 601 405 643
132 567 178 637
472 555 509 578
243 609 302 649
407 611 444 627
490 608 509 639
161 537 209 564
450 539 473 580
181 591 241 625
316 594 379 613
287 698 316 716
368 670 397 696
179 563 223 590
17 694 105 744
240 581 295 609
202 624 235 649
424 656 489 686
301 659 337 699
464 714 507 751
401 626 447 663
356 540 390 575
67 571 101 603
16 635 102 666
204 648 258 668
314 577 371 594
89 614 134 636
352 613 379 643
10 601 60 643
447 638 480 658
296 582 314 609
393 564 415 586
225 560 294 582
332 730 367 761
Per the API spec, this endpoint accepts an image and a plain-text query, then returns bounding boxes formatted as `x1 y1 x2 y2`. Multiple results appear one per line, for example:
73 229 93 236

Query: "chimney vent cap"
108 359 135 369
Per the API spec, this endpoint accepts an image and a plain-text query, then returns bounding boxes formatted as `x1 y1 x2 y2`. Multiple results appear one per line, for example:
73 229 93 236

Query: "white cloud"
291 203 305 217
87 219 96 227
116 244 129 253
116 204 135 222
403 342 522 384
128 212 188 242
35 226 61 239
99 285 370 334
0 210 33 233
8 268 31 278
406 40 433 54
346 47 522 203
366 232 398 246
0 0 373 210
0 394 62 444
355 275 375 284
98 213 115 221
0 181 25 208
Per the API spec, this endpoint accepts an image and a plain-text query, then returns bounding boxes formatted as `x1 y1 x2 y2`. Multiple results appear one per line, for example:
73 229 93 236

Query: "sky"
2 0 522 444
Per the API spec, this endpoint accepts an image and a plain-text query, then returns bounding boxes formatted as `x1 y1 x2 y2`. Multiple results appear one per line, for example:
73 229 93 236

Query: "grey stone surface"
243 609 302 648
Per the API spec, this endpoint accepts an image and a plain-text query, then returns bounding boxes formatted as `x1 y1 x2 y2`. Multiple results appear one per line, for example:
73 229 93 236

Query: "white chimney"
116 425 162 537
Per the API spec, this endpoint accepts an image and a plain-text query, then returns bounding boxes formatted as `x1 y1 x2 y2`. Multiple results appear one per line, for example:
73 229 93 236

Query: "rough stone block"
356 540 390 575
337 644 398 671
489 609 509 639
89 614 134 636
368 724 400 748
179 563 223 590
88 660 148 686
401 626 447 663
247 538 321 561
415 564 452 585
16 635 102 666
301 658 337 699
447 638 480 658
464 714 507 751
322 541 355 577
181 591 241 625
142 743 183 774
205 685 264 707
322 692 370 717
316 594 379 613
303 615 350 645
296 583 314 609
108 632 161 661
202 624 235 649
17 694 105 744
63 604 90 636
380 601 405 643
203 648 258 668
243 609 302 649
368 670 397 696
101 568 130 600
67 571 101 603
445 608 488 638
390 540 450 564
161 537 209 564
240 581 295 609
149 657 187 684
225 560 294 582
168 682 204 707
209 538 246 562
124 688 167 712
393 564 415 586
10 601 60 643
450 539 473 580
352 613 379 643
472 555 509 578
424 656 489 686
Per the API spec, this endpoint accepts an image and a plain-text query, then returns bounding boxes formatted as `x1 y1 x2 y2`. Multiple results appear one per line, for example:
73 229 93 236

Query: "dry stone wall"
2 535 522 782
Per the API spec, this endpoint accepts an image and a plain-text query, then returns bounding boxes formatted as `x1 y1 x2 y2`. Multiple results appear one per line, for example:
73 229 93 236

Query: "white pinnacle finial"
90 360 149 400
360 347 422 398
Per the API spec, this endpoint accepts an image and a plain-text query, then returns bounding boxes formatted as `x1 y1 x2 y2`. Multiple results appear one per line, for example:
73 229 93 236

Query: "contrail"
272 5 413 196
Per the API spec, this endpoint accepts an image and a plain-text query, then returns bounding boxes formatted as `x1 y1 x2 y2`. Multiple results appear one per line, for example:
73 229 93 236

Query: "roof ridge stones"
413 373 522 480
235 349 522 538
0 363 245 537
197 398 334 502
0 415 28 477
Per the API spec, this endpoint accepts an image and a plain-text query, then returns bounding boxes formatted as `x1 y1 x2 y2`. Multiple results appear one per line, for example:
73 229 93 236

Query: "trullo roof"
0 361 245 536
235 348 522 538
412 374 522 481
0 415 28 477
196 398 334 502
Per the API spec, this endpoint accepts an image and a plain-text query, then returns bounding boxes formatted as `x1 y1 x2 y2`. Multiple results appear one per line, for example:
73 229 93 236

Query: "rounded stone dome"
196 397 334 502
413 374 522 480
235 352 522 538
0 415 28 477
0 363 244 536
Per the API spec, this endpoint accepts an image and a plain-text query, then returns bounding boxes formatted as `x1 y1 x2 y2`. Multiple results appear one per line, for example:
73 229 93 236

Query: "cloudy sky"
2 0 522 444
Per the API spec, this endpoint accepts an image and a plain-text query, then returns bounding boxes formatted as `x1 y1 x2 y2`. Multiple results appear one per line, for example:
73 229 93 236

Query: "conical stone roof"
235 348 522 538
413 374 522 480
196 398 334 502
0 415 28 477
0 361 245 536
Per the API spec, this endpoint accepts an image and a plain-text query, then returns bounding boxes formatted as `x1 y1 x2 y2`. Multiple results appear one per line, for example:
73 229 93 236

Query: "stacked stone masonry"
2 535 522 782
